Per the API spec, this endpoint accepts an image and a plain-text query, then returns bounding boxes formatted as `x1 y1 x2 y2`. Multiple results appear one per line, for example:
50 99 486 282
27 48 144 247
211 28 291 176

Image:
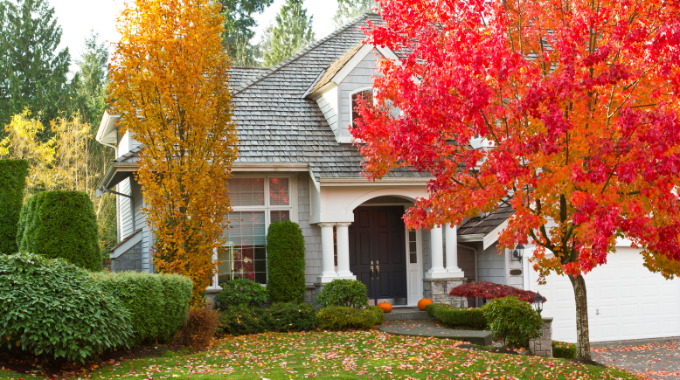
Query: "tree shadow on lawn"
0 342 199 378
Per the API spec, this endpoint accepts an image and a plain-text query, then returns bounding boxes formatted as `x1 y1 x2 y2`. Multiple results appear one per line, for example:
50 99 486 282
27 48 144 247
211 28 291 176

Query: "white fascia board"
483 219 509 250
96 111 120 145
318 177 432 186
458 234 485 242
110 231 143 259
231 162 309 172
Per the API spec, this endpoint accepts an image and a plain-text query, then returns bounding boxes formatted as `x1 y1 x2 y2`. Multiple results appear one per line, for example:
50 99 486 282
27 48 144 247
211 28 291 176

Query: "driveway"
592 337 680 379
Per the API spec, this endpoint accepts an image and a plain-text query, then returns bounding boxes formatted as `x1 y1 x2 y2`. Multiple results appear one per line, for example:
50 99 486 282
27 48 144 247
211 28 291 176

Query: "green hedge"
91 271 193 346
316 279 368 308
214 277 269 310
0 253 133 363
218 305 266 336
553 341 577 359
317 306 385 331
217 303 317 336
0 159 28 254
17 191 102 271
481 296 543 350
425 303 488 329
266 221 306 303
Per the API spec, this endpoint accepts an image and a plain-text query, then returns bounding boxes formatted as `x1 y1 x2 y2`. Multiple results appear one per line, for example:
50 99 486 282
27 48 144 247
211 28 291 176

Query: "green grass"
1 331 641 379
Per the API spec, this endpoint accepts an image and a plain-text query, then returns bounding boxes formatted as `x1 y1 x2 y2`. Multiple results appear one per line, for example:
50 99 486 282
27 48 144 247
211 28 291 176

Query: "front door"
349 206 407 304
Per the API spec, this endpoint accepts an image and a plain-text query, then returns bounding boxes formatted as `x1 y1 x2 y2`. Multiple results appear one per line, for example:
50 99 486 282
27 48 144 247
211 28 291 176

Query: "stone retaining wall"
422 277 468 307
529 317 553 357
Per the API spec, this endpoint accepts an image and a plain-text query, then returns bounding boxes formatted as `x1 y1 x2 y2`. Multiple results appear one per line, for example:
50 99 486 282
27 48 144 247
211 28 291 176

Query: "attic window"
351 89 373 128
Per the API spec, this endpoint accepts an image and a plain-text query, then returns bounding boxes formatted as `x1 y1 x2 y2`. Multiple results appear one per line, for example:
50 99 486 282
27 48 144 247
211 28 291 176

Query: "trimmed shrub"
317 306 384 331
0 159 28 255
265 302 317 332
266 221 305 303
316 279 369 308
481 296 543 349
0 253 133 362
553 341 577 359
91 271 193 346
17 191 102 271
176 307 220 348
214 277 269 310
425 303 488 329
450 281 545 303
217 305 266 336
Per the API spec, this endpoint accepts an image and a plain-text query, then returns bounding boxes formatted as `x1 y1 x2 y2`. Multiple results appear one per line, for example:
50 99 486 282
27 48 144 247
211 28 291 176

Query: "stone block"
529 317 553 357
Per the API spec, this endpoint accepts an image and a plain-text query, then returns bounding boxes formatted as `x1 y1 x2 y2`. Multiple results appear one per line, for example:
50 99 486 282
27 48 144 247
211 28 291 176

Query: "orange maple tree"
355 0 680 359
108 0 238 303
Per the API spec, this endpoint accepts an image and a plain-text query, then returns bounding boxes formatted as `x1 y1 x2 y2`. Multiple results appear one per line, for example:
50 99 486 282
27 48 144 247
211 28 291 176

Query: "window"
213 176 295 286
408 229 417 264
351 89 373 129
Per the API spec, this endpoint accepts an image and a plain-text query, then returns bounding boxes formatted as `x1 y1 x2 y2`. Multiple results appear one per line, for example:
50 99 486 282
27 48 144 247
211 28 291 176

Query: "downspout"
458 243 479 307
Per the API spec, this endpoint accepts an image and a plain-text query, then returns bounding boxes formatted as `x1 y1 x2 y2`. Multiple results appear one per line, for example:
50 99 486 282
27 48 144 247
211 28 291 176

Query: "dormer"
304 43 400 144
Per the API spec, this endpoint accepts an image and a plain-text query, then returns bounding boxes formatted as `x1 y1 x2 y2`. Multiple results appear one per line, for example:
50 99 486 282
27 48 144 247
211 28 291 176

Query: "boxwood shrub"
553 341 577 359
316 279 368 308
0 159 28 255
425 303 488 329
0 253 133 362
265 302 317 332
217 305 266 336
317 306 384 331
17 191 102 271
214 277 269 310
91 271 193 346
481 296 543 349
266 221 305 303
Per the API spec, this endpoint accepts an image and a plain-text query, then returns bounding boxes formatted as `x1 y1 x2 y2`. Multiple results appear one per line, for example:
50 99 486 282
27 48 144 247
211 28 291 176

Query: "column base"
445 269 466 278
424 268 450 279
422 277 468 308
316 274 339 283
335 272 356 280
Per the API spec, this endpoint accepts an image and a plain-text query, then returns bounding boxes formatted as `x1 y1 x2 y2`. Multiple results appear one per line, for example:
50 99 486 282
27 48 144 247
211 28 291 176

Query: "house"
96 13 680 343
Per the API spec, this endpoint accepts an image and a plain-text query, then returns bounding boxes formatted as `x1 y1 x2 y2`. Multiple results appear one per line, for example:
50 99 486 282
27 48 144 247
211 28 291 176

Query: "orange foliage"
108 0 238 304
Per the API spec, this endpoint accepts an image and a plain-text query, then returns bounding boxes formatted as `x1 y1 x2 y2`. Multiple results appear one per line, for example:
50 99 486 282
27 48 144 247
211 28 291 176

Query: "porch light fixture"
533 292 545 314
512 244 525 262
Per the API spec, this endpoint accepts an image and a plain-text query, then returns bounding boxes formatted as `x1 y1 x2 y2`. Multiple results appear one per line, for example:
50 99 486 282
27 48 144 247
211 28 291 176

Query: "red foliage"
449 281 545 304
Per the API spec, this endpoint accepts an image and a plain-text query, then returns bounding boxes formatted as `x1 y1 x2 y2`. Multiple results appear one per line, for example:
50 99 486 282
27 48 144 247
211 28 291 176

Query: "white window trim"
208 174 299 290
348 86 375 131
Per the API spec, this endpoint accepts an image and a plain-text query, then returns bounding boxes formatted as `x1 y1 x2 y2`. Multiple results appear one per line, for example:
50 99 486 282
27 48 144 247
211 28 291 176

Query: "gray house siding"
478 243 506 285
297 172 322 285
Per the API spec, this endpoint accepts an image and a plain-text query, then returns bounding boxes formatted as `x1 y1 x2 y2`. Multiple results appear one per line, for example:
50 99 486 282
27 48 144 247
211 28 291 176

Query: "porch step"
384 308 433 321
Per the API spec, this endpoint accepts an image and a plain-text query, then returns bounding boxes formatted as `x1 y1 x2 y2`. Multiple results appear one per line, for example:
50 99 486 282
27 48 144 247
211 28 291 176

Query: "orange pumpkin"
377 302 393 313
417 298 433 311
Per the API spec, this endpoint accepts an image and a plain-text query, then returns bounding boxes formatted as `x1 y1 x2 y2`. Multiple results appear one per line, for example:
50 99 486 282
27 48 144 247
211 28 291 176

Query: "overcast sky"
49 0 339 74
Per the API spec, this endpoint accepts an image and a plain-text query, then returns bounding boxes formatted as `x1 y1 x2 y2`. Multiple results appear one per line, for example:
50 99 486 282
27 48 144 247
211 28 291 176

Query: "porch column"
335 223 356 279
444 223 465 277
318 223 338 282
425 225 448 279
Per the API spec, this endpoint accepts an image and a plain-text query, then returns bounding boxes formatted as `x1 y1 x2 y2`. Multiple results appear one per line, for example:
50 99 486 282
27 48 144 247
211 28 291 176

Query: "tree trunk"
569 274 591 360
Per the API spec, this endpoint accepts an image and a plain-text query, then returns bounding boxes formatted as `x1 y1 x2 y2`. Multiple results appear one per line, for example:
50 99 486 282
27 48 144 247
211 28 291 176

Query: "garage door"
526 248 680 343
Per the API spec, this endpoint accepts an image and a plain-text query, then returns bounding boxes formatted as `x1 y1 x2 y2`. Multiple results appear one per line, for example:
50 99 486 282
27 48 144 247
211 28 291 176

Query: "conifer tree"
333 0 378 29
220 0 273 66
0 0 70 131
69 31 108 129
262 0 314 67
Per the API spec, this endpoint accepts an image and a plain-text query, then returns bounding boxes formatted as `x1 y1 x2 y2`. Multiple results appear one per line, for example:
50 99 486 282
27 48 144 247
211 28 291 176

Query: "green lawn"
1 331 641 379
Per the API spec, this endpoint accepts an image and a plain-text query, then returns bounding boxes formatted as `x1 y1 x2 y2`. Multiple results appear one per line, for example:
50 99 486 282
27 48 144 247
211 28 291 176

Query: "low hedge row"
553 341 577 359
218 304 385 336
91 271 193 346
426 303 488 329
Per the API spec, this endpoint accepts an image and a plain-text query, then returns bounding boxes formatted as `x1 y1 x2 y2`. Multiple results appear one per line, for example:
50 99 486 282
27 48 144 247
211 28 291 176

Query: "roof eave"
96 111 119 145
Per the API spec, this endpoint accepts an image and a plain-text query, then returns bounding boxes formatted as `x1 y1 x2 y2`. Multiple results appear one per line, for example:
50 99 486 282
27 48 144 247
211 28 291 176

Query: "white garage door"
526 248 680 343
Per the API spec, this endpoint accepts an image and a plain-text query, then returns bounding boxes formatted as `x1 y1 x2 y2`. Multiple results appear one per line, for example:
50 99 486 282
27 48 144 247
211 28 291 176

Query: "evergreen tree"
220 0 273 66
261 0 314 67
333 0 379 29
0 0 70 131
69 31 108 128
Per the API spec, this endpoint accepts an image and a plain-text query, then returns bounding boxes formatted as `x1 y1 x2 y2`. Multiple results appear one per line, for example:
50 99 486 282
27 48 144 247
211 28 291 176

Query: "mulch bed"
0 343 202 378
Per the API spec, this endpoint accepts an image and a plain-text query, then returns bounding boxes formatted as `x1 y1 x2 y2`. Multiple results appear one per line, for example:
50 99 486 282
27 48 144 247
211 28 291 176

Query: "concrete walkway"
379 319 493 346
591 337 680 379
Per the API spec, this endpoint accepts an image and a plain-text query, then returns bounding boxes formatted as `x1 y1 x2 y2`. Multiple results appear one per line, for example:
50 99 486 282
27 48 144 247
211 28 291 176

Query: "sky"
49 0 339 74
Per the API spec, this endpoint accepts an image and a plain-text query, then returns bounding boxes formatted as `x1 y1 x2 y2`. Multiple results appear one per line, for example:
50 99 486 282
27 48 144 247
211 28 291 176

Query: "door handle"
376 260 380 280
370 261 374 280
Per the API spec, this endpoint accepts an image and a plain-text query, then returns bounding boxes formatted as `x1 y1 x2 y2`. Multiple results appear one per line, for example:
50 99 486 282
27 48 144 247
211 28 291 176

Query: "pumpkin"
377 302 392 313
417 298 433 311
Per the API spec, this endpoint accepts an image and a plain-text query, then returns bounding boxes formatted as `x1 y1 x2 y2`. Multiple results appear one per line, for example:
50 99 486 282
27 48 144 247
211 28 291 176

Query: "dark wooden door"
349 206 407 302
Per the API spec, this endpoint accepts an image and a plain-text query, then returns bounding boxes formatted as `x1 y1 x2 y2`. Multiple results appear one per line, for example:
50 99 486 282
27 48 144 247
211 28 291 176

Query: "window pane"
219 211 266 284
228 178 265 206
352 90 373 129
409 230 417 264
269 178 290 206
270 210 290 223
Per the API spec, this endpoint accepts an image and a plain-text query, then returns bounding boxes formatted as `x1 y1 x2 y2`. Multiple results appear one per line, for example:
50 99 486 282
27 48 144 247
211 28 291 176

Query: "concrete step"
384 308 433 321
380 320 494 346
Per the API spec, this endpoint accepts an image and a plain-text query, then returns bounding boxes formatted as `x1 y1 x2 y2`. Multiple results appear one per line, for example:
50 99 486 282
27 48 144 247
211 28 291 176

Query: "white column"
318 223 338 282
335 223 356 279
425 225 448 278
445 223 465 277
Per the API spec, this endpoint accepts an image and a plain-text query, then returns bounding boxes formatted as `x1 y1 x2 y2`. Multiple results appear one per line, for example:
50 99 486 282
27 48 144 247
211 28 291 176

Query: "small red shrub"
176 307 220 348
449 281 545 303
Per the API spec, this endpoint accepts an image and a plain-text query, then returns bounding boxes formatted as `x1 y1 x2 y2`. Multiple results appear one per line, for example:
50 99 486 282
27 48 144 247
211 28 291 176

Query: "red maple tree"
354 0 680 359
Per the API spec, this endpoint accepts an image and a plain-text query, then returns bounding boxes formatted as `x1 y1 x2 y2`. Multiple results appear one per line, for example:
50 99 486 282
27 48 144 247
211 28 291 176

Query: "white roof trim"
318 177 431 186
110 230 143 259
331 44 376 85
97 111 119 145
483 219 509 250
